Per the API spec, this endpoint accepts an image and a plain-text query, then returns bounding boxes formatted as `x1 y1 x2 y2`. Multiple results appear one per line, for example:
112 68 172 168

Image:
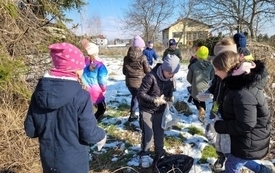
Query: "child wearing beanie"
24 42 106 173
123 35 151 122
187 45 214 122
143 41 158 67
162 39 182 60
162 38 182 91
187 43 203 103
82 42 108 121
137 54 180 169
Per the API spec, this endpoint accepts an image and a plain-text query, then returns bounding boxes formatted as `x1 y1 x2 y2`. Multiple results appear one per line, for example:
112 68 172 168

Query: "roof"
91 35 107 39
161 18 212 31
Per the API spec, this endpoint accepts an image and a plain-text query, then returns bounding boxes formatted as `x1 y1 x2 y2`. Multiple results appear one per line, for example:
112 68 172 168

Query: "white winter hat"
86 43 99 55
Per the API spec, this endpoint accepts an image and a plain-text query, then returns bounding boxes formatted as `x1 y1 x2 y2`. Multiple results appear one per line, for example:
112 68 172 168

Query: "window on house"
186 41 192 46
187 32 191 40
199 31 206 39
193 32 197 40
172 32 183 38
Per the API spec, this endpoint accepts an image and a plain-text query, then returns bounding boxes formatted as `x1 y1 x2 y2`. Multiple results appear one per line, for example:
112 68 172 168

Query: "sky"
65 0 136 40
64 0 275 41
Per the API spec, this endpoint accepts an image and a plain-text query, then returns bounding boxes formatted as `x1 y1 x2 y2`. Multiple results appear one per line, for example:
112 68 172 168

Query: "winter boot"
187 96 193 103
213 152 226 171
198 107 206 123
140 155 152 168
128 111 138 122
152 149 167 168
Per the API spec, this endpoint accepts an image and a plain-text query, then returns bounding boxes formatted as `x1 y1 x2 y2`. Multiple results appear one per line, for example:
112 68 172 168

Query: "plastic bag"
217 133 231 154
155 154 194 173
205 121 230 154
161 103 178 130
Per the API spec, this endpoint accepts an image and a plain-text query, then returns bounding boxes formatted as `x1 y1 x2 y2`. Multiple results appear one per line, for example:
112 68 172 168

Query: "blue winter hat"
233 33 247 48
169 39 177 46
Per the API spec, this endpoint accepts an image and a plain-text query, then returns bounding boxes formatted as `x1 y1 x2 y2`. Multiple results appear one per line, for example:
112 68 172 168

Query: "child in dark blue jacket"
24 42 106 173
143 41 158 67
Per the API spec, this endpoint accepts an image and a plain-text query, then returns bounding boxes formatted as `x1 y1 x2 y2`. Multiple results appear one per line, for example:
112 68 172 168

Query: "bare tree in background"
192 0 275 38
121 0 175 42
177 0 201 44
86 13 102 36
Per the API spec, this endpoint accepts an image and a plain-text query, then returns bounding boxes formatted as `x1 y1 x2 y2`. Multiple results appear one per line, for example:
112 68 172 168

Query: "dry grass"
0 86 41 173
98 45 193 61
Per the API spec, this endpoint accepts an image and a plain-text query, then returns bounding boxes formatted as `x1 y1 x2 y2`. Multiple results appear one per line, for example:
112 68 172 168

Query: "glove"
97 135 107 151
154 95 167 106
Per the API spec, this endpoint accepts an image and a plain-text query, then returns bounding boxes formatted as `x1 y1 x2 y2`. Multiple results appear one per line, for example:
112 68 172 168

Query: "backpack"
155 154 194 173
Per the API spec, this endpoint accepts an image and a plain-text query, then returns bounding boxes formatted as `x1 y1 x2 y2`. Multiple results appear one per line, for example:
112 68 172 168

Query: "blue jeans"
225 154 261 173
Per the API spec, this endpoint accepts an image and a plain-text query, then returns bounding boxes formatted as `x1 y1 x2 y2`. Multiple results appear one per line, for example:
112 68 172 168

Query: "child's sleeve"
153 50 158 60
122 56 127 75
142 56 151 73
97 63 108 92
162 49 167 60
24 95 38 138
78 92 106 144
137 74 155 103
177 50 182 60
186 67 193 84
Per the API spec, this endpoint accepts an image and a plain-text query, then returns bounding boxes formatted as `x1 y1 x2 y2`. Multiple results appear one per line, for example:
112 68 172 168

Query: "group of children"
122 36 181 169
23 33 274 173
188 33 274 173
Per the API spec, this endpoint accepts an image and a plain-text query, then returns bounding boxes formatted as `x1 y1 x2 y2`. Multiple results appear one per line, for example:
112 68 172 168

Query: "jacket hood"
34 77 83 109
125 54 145 62
225 60 268 90
196 60 212 69
152 63 162 72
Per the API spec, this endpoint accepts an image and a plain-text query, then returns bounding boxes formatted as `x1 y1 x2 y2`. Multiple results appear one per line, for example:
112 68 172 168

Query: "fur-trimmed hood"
224 60 268 90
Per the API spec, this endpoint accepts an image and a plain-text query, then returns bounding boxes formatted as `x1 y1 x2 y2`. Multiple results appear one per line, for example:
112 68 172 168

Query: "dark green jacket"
162 48 182 60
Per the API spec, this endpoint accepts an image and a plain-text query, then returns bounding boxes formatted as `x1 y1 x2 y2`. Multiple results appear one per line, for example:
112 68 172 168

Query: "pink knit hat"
49 42 85 78
132 35 145 48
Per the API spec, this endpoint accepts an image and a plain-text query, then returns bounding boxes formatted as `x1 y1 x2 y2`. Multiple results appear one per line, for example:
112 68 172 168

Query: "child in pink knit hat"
48 42 86 79
24 42 106 173
123 36 151 122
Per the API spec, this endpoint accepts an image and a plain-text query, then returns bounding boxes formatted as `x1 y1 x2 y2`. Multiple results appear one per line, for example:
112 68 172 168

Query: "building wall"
162 20 210 47
93 38 108 47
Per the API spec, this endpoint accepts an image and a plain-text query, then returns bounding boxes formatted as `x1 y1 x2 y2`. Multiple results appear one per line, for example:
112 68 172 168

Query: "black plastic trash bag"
155 154 194 173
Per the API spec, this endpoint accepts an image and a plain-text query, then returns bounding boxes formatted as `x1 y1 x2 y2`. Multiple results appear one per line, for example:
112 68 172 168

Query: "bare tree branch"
190 0 275 38
120 0 175 42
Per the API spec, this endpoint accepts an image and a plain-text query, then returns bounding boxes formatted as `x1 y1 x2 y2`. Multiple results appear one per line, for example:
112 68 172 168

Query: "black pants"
193 99 206 110
94 101 106 120
127 87 139 113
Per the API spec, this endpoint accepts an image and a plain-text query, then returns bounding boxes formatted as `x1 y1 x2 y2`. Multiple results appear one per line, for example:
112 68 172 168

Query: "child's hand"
154 95 167 106
97 135 107 151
